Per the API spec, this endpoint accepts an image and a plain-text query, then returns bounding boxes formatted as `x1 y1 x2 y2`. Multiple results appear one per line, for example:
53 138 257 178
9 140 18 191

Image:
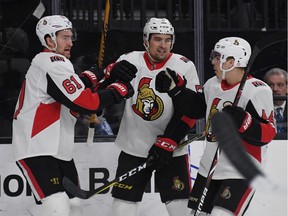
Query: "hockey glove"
79 64 105 90
105 60 137 82
106 81 134 103
148 136 177 170
155 68 186 97
222 105 253 133
79 70 98 89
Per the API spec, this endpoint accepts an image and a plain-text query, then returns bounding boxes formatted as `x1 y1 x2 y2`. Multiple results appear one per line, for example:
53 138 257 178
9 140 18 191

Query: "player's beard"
150 50 168 62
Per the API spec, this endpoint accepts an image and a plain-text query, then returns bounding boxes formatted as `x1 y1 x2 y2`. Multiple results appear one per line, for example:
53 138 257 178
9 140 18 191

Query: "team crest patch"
132 77 164 121
50 55 65 62
220 186 232 200
172 176 185 191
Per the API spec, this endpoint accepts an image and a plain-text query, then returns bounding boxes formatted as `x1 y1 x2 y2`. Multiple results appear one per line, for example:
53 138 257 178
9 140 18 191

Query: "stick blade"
62 177 89 199
211 112 263 183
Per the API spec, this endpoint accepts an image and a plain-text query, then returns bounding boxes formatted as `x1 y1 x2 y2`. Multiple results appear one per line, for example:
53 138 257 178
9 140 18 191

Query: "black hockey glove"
105 60 137 83
222 105 253 133
106 81 134 103
155 68 187 97
148 136 177 170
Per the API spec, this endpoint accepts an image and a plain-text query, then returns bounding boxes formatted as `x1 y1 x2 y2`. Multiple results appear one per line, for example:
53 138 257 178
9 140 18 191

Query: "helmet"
212 37 251 68
143 18 175 50
36 15 73 48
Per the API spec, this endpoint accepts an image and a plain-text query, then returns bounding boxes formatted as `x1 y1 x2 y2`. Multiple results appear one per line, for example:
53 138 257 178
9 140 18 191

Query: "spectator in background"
263 68 287 133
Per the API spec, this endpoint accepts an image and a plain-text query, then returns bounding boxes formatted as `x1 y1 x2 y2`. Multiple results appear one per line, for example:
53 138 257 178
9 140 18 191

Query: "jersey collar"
221 75 253 90
43 48 53 53
143 52 172 71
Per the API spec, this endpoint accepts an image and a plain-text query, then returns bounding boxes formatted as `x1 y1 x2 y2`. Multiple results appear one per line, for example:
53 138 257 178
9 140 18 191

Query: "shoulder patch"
50 56 65 62
180 56 191 63
251 80 266 87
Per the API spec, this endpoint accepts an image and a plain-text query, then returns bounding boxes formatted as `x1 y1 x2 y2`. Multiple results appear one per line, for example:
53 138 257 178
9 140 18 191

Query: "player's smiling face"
148 34 172 62
54 30 73 59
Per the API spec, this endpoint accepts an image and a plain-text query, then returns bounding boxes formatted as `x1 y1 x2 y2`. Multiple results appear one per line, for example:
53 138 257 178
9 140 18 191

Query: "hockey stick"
87 0 111 146
193 32 287 216
178 132 205 149
212 112 284 193
212 112 263 183
63 132 205 199
63 157 153 199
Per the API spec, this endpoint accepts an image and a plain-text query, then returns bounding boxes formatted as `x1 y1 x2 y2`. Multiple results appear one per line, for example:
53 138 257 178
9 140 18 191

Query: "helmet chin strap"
46 39 58 53
220 62 236 80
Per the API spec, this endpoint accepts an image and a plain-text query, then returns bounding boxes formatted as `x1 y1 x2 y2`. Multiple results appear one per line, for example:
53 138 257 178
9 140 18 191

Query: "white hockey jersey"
12 51 102 161
115 51 200 158
199 75 275 179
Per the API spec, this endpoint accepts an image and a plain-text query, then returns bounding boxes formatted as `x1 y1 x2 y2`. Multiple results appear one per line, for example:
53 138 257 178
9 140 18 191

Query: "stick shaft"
87 0 111 146
64 133 204 199
63 160 152 199
98 0 110 69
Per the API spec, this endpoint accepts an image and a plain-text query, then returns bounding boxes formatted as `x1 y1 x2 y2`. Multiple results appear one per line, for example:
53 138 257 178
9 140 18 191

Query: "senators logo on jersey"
206 98 221 142
172 176 185 191
132 77 164 121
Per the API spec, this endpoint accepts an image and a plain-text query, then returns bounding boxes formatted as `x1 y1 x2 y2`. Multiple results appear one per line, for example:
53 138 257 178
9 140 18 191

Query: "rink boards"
0 140 286 216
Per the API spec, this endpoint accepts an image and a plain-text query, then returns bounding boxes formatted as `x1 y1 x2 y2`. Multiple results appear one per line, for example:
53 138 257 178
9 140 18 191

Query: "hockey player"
110 18 201 216
157 37 276 215
12 15 137 216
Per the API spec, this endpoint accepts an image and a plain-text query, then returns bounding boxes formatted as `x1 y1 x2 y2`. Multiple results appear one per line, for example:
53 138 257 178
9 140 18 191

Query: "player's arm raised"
155 68 206 118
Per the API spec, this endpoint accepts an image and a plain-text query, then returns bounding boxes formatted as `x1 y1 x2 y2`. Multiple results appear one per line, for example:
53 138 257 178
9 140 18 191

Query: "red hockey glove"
148 136 177 170
105 60 137 82
106 82 134 103
79 70 99 89
155 68 186 97
79 63 107 90
222 105 253 133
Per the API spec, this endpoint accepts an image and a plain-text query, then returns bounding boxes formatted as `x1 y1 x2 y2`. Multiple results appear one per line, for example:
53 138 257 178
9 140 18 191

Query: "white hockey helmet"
211 37 251 68
143 17 175 50
36 15 73 48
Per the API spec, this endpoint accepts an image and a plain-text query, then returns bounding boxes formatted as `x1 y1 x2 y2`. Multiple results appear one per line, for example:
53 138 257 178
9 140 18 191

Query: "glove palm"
155 68 186 97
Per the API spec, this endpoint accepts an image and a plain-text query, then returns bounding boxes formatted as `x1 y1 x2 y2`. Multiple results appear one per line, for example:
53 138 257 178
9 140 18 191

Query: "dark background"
0 0 286 140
